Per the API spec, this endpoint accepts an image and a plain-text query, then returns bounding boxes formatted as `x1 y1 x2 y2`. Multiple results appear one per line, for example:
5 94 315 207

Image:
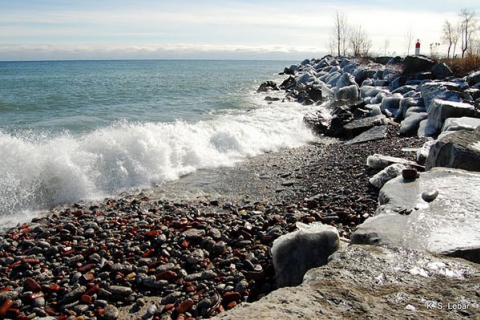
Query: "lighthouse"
415 40 421 56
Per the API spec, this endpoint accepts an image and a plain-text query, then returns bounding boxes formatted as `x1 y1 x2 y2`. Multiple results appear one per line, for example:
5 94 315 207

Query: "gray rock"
403 55 435 74
380 94 403 117
109 285 133 296
431 63 453 79
335 84 359 103
342 115 386 138
365 104 382 116
183 228 205 241
335 73 356 89
211 245 480 320
426 127 480 171
345 126 387 145
366 154 419 170
404 106 426 118
369 164 406 189
400 112 428 136
271 223 339 287
427 99 477 132
257 81 279 93
352 168 480 262
360 86 388 99
392 85 417 95
421 81 463 111
416 140 436 165
104 304 119 320
417 119 437 138
467 70 480 86
441 117 480 132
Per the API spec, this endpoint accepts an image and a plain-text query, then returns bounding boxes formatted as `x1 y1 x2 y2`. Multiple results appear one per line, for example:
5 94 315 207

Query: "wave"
0 102 316 220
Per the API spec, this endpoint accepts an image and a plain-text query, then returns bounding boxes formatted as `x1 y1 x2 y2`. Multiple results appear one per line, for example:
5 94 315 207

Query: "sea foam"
0 102 316 221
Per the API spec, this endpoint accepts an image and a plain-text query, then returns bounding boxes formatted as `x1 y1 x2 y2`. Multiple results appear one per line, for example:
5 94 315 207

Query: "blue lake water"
0 60 316 222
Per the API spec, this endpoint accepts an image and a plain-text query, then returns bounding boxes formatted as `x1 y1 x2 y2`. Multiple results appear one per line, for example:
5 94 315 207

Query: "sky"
1 0 479 61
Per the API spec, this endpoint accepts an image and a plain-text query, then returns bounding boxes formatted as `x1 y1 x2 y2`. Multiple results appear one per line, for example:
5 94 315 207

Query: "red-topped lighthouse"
415 39 421 55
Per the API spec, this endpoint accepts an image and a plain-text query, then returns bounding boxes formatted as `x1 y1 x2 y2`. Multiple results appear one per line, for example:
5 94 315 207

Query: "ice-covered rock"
336 73 356 89
421 81 464 111
369 163 406 189
441 117 480 132
427 99 477 131
426 126 480 171
400 112 428 136
417 119 437 138
352 167 480 263
416 139 436 165
271 223 339 287
380 94 403 116
335 84 359 103
366 154 418 170
431 63 453 79
467 70 480 86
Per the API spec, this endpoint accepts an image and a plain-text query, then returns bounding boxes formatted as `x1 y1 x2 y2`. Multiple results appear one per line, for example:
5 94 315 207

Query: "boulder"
342 115 386 138
404 106 426 118
425 127 480 171
279 76 296 90
360 86 388 99
400 112 428 136
326 72 342 86
416 139 436 165
371 91 391 104
271 223 339 287
283 65 298 75
365 104 382 116
427 99 477 131
257 81 279 92
366 154 419 170
369 163 406 189
403 55 435 74
442 117 480 132
467 70 480 86
354 69 376 85
335 84 359 103
336 73 356 89
375 56 393 64
352 168 480 263
431 63 453 79
417 119 437 138
345 125 387 145
303 111 329 135
296 73 315 86
211 245 480 320
421 81 463 111
307 87 323 102
392 85 417 95
398 97 421 119
380 94 403 117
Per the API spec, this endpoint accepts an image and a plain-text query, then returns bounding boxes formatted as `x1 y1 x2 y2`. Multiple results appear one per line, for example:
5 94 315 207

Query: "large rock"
257 81 279 92
467 70 480 86
271 223 339 287
417 119 437 138
421 81 463 111
336 84 360 104
342 114 386 138
352 168 480 262
369 163 406 189
380 94 403 117
212 245 480 320
431 63 453 79
442 116 480 132
403 55 435 74
426 127 480 171
427 99 477 131
366 154 419 170
345 125 387 145
335 73 356 89
400 112 428 136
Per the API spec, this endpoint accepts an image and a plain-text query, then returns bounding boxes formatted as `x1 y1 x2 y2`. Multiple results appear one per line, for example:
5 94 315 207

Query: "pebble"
104 304 119 320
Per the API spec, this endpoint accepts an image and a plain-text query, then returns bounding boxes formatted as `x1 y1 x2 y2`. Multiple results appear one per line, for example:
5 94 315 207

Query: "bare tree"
349 25 372 57
442 20 455 58
331 11 349 56
459 8 479 58
405 27 414 56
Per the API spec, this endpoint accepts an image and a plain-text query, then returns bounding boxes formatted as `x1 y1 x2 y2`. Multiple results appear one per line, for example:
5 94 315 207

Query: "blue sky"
1 0 479 60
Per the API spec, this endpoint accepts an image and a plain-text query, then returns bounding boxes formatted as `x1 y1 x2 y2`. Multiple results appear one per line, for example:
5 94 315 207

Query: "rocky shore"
1 55 480 320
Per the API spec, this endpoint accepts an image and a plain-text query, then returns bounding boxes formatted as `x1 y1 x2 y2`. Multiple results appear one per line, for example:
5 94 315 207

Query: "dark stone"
345 125 387 145
307 87 322 102
403 55 435 74
279 76 296 91
343 115 386 138
374 56 393 65
467 70 480 86
257 81 279 93
431 63 453 79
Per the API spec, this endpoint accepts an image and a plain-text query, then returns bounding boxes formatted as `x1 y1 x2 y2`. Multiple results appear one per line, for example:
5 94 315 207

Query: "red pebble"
49 284 61 291
0 299 13 316
81 294 92 304
164 304 175 311
21 258 40 265
146 230 162 237
156 270 177 280
176 298 194 313
226 301 237 309
85 285 100 296
223 291 241 303
28 292 45 301
78 263 96 273
142 249 155 258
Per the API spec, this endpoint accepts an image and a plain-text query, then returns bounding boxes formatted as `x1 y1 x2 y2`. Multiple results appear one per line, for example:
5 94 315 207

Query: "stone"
183 228 205 241
417 119 437 138
403 55 435 74
467 70 480 86
279 76 296 90
210 245 480 320
366 154 419 170
427 99 477 131
345 126 387 145
369 164 406 189
416 140 436 165
400 112 428 136
335 73 356 89
342 115 386 138
296 73 315 86
441 117 480 132
431 63 453 79
425 127 480 171
104 304 119 320
352 168 480 262
421 82 464 111
283 65 298 75
271 223 339 287
336 84 359 103
380 94 403 117
257 81 279 93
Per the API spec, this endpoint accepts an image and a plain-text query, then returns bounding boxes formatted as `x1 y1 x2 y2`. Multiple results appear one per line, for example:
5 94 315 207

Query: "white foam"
0 102 316 221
